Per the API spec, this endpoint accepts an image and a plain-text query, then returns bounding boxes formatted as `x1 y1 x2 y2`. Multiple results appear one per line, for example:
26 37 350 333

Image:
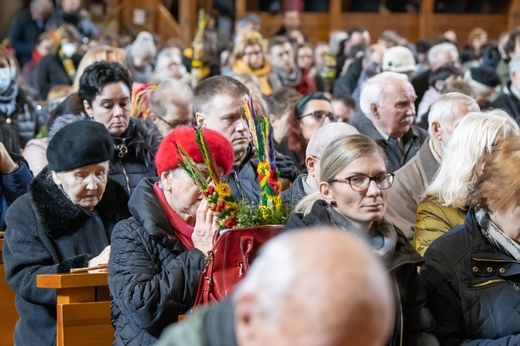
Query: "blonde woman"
70 45 127 92
414 110 520 256
283 134 438 345
229 31 280 96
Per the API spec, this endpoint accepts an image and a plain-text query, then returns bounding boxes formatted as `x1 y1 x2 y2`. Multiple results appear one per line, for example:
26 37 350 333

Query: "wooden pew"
37 272 113 346
0 237 18 346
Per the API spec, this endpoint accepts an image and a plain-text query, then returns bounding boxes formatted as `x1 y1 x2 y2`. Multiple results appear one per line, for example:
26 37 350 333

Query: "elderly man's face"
270 43 295 73
197 93 249 163
84 82 131 137
372 79 416 139
52 161 109 210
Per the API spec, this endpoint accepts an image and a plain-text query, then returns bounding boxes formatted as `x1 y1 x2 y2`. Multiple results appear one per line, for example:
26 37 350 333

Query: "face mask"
439 123 451 153
61 43 77 58
0 67 12 93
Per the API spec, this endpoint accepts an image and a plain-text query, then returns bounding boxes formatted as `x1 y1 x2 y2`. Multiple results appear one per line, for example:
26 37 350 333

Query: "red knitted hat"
155 126 235 176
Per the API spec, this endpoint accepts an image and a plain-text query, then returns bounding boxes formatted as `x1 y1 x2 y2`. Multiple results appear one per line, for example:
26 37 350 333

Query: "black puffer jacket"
283 199 439 346
420 208 520 345
3 168 129 346
109 178 206 346
110 118 160 196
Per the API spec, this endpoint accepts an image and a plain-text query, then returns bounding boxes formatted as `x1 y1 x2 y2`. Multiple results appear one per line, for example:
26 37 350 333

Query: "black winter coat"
109 178 207 346
283 199 439 346
7 9 46 67
491 86 520 126
2 167 130 346
35 53 81 100
109 118 160 196
420 208 520 345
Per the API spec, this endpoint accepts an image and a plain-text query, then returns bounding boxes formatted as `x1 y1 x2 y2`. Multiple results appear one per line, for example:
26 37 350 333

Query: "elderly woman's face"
52 161 110 210
320 153 389 232
84 82 131 136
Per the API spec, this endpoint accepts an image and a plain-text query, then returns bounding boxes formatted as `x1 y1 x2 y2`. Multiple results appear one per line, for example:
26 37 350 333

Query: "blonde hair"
229 31 266 67
295 134 385 216
71 45 127 92
424 109 520 208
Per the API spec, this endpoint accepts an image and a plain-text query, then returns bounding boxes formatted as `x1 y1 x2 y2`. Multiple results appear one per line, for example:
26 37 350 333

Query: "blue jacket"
0 154 32 229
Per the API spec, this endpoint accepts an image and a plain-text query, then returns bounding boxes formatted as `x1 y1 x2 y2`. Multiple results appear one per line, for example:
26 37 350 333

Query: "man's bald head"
234 227 394 346
305 123 359 191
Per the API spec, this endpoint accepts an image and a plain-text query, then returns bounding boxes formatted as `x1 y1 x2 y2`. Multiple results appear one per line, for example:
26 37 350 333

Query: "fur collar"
30 167 130 238
113 118 161 166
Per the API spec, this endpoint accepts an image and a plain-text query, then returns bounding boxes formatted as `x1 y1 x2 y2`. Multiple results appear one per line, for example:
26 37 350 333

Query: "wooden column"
509 0 520 29
235 0 247 21
419 0 434 39
180 0 198 47
329 0 342 32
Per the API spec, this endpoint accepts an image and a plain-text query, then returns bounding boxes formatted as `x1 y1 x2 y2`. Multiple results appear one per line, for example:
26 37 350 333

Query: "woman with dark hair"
275 92 339 171
420 135 520 344
79 61 161 195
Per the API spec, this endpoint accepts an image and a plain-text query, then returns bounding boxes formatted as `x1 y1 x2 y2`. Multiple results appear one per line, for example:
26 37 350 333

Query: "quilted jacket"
414 195 466 256
420 208 520 345
108 178 206 346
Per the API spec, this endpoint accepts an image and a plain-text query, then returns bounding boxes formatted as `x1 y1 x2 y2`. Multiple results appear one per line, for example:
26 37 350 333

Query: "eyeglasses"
298 110 340 122
154 113 192 129
328 172 394 192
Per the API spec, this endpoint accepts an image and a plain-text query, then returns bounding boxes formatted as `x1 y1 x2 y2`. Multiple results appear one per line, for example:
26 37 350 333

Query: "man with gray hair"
282 122 359 207
387 92 479 239
8 0 54 67
491 57 520 125
156 227 395 346
351 71 428 172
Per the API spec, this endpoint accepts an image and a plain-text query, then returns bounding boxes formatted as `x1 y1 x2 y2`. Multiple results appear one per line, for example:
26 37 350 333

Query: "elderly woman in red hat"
108 126 235 345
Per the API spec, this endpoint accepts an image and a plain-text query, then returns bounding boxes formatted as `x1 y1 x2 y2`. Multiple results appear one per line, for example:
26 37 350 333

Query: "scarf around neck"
0 80 19 116
476 208 520 261
153 182 194 249
273 65 302 87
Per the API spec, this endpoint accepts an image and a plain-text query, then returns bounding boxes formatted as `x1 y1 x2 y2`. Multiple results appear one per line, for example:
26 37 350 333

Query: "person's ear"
306 156 316 177
268 113 277 126
319 181 335 204
160 170 173 191
148 112 158 124
370 103 379 119
52 171 61 186
234 293 261 346
83 100 94 119
431 121 443 141
196 112 205 126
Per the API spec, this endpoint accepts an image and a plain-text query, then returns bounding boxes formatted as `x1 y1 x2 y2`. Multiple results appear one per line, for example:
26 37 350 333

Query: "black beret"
47 121 113 171
470 67 500 88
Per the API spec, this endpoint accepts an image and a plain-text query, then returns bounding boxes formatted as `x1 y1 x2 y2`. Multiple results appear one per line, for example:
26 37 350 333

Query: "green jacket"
413 195 466 256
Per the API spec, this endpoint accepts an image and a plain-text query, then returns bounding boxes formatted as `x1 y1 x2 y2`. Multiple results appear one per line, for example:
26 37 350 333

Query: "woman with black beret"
2 121 131 346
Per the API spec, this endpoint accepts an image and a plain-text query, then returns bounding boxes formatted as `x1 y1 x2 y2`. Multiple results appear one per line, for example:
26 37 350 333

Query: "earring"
330 200 337 207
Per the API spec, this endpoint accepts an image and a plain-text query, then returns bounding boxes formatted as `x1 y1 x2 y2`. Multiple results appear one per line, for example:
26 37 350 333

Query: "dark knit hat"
469 67 500 87
155 126 234 176
47 121 114 172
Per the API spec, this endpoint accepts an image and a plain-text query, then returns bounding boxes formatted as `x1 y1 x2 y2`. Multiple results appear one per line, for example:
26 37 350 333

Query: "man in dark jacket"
491 57 520 125
157 228 395 346
8 0 53 67
194 75 297 204
352 71 428 172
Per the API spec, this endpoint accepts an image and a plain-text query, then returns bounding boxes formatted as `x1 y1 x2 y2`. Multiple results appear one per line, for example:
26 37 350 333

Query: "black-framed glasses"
154 113 192 129
298 110 340 122
328 172 394 192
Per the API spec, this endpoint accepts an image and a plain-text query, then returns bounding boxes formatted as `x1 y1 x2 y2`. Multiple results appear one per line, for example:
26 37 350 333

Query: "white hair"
425 109 520 208
427 92 478 136
359 71 408 117
306 123 359 158
427 42 459 67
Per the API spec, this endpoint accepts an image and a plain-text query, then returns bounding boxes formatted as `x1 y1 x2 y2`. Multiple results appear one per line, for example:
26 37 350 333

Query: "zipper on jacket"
472 278 507 288
472 257 519 263
232 171 246 200
119 161 131 195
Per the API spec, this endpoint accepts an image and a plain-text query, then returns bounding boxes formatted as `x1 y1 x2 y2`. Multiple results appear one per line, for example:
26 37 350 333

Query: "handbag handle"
239 236 254 277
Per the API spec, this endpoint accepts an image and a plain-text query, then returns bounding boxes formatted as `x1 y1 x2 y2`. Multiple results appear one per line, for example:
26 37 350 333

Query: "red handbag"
193 225 282 307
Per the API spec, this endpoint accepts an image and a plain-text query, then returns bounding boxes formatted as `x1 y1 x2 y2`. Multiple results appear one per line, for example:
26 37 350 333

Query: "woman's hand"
192 199 218 256
88 245 110 273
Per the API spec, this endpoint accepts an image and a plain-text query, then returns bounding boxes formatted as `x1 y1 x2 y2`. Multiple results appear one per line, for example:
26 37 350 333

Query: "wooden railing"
37 272 112 346
0 238 18 346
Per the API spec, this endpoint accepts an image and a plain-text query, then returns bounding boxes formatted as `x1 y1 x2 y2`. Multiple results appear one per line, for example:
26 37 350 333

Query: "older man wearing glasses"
351 71 428 172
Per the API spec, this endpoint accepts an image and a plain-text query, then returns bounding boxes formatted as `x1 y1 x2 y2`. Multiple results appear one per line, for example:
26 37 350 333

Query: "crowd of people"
2 0 520 345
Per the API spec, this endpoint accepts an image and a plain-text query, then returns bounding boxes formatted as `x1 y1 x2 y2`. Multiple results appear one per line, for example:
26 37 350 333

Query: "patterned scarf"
0 80 18 116
476 208 520 261
59 49 76 83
